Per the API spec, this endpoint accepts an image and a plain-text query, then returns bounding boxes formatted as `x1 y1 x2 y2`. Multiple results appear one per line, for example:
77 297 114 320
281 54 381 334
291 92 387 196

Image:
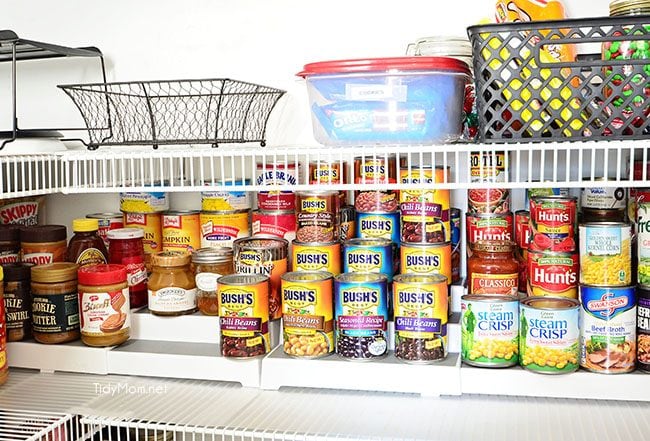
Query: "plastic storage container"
297 57 470 146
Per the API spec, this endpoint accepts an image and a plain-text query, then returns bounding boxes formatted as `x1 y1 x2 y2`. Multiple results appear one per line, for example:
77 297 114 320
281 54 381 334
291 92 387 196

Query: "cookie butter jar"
78 264 131 347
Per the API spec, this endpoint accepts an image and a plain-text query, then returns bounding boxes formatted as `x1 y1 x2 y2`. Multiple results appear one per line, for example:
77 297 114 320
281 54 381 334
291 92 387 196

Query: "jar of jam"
31 262 80 344
192 247 234 316
147 251 197 316
467 240 519 296
107 228 148 309
21 225 67 265
78 264 130 347
2 263 32 341
0 266 7 385
67 219 108 268
0 225 20 264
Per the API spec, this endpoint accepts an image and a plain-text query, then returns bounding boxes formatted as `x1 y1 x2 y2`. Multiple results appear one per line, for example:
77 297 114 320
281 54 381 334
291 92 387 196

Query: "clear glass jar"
191 247 233 316
467 240 519 296
107 228 148 309
147 251 197 316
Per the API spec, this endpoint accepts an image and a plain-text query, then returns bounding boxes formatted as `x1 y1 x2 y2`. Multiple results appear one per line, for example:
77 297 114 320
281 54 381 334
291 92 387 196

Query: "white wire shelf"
0 409 73 441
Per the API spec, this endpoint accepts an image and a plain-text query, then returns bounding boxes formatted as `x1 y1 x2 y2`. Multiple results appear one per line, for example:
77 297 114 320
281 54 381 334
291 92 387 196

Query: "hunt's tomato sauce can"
515 210 531 250
529 196 577 253
465 212 513 259
527 250 579 299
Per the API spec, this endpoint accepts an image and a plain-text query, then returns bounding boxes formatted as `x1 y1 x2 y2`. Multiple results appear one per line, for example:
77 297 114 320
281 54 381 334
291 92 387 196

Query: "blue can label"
356 211 400 244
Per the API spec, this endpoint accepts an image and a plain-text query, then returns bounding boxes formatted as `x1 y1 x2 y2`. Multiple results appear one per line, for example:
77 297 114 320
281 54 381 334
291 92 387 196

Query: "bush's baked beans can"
123 211 162 256
199 210 250 248
161 210 201 255
251 210 296 242
281 271 334 358
399 242 451 283
353 155 398 213
637 285 650 372
579 285 636 373
201 180 252 211
233 237 289 320
343 238 393 282
256 162 301 211
295 190 340 243
519 297 580 374
460 294 519 368
514 210 531 250
291 240 341 275
393 273 448 363
356 211 400 245
466 212 513 259
450 208 461 284
636 202 650 286
308 160 348 206
334 272 389 360
527 250 579 299
339 205 356 242
218 274 270 358
529 196 577 253
579 222 632 287
86 212 124 250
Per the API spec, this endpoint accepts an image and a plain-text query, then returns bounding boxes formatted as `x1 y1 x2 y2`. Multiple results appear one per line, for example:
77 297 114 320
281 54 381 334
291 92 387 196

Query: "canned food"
218 274 270 358
582 208 626 223
281 271 334 358
514 210 531 250
579 222 632 286
529 196 577 252
581 186 627 210
637 285 650 372
308 160 348 205
162 210 201 254
525 187 569 210
579 285 636 373
201 180 252 211
399 242 451 283
636 202 650 285
399 167 450 243
466 212 513 258
339 205 356 242
233 237 288 320
470 151 506 183
256 162 301 211
251 210 296 242
467 188 510 214
450 208 461 284
628 187 650 226
527 250 579 299
334 272 389 360
460 295 519 367
199 210 250 248
86 213 124 249
519 297 580 374
343 238 393 282
356 211 400 245
292 240 341 275
393 273 448 363
295 190 340 243
120 190 169 213
123 212 162 255
353 155 398 213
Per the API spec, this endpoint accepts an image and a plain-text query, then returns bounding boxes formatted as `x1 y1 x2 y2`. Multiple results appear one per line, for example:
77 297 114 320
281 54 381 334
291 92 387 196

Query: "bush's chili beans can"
579 285 636 373
339 205 356 242
251 210 296 242
256 162 301 211
308 160 348 206
161 210 201 255
353 155 398 213
579 222 632 287
343 238 393 282
468 151 509 214
295 190 340 243
199 210 250 248
637 285 650 372
334 272 388 360
519 297 580 374
281 271 334 358
233 237 288 320
460 295 519 368
450 208 461 284
356 211 400 245
399 166 450 243
393 273 448 363
636 202 650 285
527 250 579 299
465 212 513 260
291 240 341 275
86 213 124 250
529 196 577 253
218 274 270 358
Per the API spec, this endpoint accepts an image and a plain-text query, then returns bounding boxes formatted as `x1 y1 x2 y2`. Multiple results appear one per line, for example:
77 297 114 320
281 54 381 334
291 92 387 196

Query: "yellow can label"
162 213 201 254
292 243 341 275
394 283 448 340
400 244 451 283
200 211 250 248
218 282 270 356
123 212 162 254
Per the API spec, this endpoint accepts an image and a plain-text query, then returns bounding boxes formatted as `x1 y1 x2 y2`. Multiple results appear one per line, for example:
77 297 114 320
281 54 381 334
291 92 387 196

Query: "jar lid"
470 240 514 253
192 247 233 264
2 263 32 281
31 262 78 283
86 212 124 220
0 224 20 242
151 251 191 267
72 218 99 232
78 264 127 286
107 227 144 240
610 0 650 15
298 56 471 77
21 225 67 243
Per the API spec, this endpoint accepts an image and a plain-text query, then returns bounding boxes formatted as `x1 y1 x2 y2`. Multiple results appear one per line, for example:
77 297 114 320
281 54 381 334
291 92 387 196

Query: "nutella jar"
192 247 234 316
31 262 80 344
2 263 32 341
21 225 67 266
0 225 20 264
147 251 197 316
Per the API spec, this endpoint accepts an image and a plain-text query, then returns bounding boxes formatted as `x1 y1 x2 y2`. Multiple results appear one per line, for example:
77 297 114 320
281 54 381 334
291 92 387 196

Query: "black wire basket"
58 78 286 149
467 15 650 143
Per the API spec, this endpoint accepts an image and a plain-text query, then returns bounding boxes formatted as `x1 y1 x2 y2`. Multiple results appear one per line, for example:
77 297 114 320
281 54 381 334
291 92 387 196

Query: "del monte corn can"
579 222 632 286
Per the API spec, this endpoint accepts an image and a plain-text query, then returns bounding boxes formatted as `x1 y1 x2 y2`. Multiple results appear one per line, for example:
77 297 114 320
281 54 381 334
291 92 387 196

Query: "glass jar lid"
192 247 233 264
150 251 191 267
31 262 79 283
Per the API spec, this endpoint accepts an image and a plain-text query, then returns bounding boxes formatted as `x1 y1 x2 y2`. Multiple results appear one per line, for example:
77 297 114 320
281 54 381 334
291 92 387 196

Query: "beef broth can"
580 285 636 373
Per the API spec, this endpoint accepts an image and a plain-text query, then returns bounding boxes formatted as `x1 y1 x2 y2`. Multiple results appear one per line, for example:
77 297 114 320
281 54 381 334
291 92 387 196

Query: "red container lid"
78 264 127 286
298 56 470 77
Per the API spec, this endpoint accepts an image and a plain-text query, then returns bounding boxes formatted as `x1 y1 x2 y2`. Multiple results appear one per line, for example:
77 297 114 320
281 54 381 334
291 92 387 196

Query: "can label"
256 163 300 211
343 242 393 281
120 192 168 213
235 248 287 320
529 197 576 252
251 210 296 242
520 303 580 374
527 251 579 298
637 203 650 285
450 208 461 284
353 157 398 212
296 192 339 243
201 185 252 211
162 213 201 254
515 210 531 250
399 168 450 243
282 275 334 357
399 243 451 283
200 211 250 248
638 288 650 371
79 287 130 337
393 279 448 362
308 161 348 205
467 188 510 214
470 273 518 296
579 224 631 286
580 286 636 373
292 242 341 275
466 213 513 257
356 211 400 244
581 187 627 210
219 282 270 357
124 212 162 255
470 152 506 182
526 187 569 210
461 297 519 367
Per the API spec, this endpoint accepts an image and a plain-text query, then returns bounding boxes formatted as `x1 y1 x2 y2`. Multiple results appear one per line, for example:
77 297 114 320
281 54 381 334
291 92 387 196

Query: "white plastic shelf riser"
260 346 461 397
7 340 109 375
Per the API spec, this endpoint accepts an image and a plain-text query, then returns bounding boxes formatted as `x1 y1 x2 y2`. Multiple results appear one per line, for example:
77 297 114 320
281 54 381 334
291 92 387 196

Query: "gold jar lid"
470 240 514 254
610 0 650 15
150 251 191 267
31 262 79 283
